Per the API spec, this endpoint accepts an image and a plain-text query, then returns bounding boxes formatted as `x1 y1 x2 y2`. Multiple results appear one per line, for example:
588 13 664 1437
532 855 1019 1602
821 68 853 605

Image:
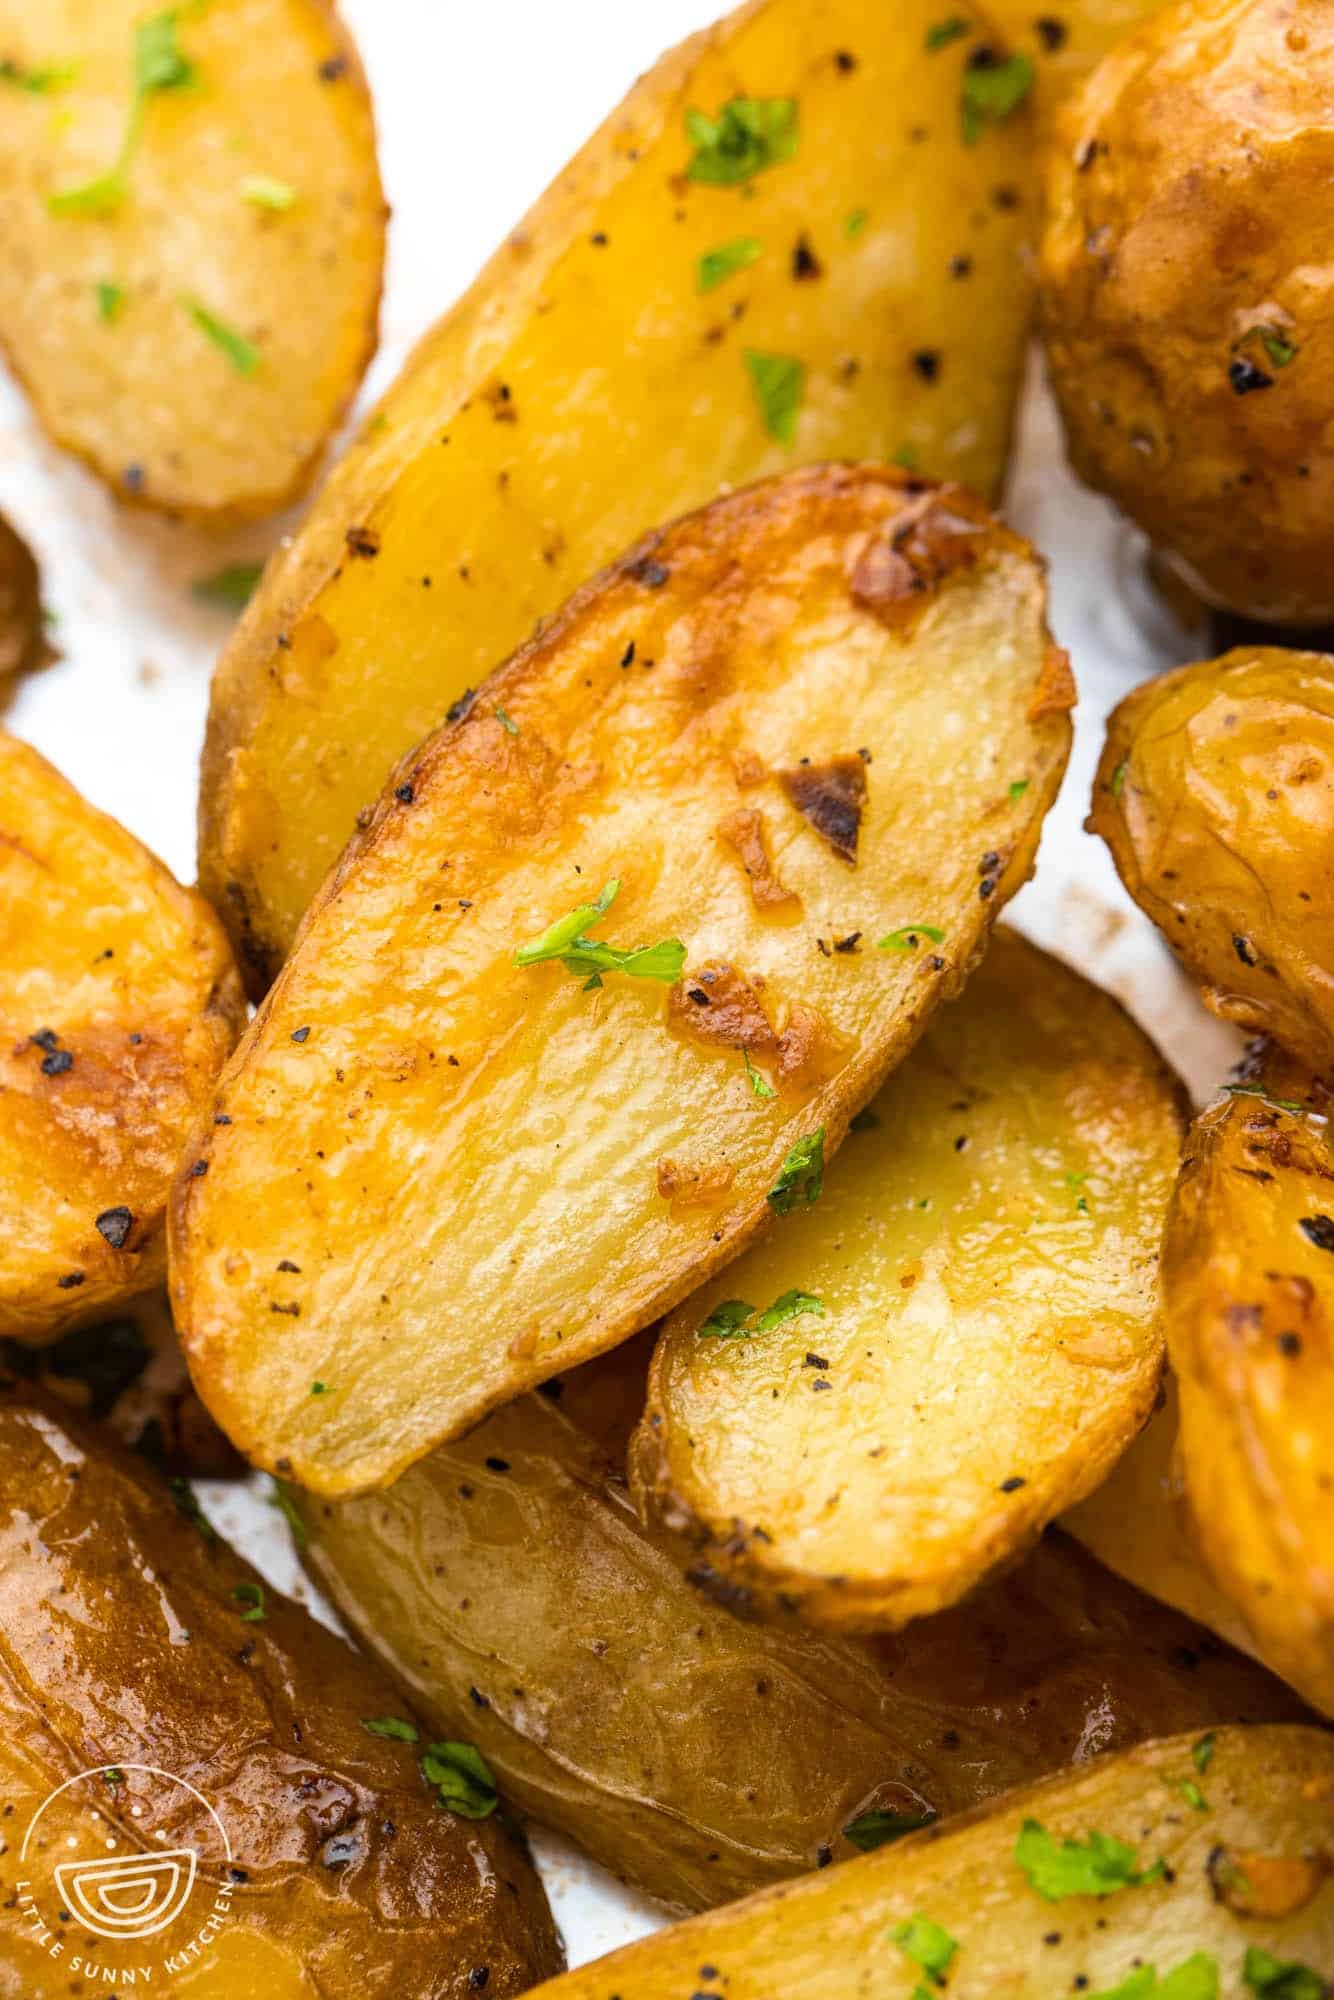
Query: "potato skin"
1092 648 1334 1074
521 1727 1334 2000
1163 1043 1334 1718
0 511 45 685
0 732 246 1341
0 1389 562 1998
0 0 384 521
297 1329 1308 1914
1040 0 1334 623
198 0 1040 987
173 466 1072 1495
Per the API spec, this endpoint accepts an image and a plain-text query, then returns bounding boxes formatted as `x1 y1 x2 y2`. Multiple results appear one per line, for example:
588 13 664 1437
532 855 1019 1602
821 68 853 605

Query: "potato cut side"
297 1328 1308 1914
1 732 245 1342
1093 648 1334 1075
198 0 1040 985
633 927 1183 1630
0 0 383 519
172 466 1072 1494
522 1726 1334 2000
1162 1046 1334 1719
0 511 46 684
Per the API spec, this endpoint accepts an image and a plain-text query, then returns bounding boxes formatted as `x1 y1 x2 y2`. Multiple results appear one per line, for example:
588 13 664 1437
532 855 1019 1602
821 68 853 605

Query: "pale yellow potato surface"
522 1727 1334 2000
0 0 383 519
171 466 1072 1494
0 732 245 1342
634 928 1185 1630
198 0 1040 986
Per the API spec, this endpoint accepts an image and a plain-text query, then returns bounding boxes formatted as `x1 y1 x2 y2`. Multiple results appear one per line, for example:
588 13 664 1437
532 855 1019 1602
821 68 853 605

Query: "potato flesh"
173 469 1071 1494
635 928 1183 1629
299 1329 1308 1913
0 0 383 519
0 732 245 1342
522 1727 1334 2000
1093 648 1334 1075
0 1391 563 1999
198 0 1039 982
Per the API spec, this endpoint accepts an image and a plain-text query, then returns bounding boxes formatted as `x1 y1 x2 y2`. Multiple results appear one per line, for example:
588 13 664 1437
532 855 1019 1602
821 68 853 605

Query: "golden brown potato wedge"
633 928 1184 1630
0 1390 563 1999
0 0 383 520
198 0 1042 985
1092 649 1334 1075
0 510 45 686
172 466 1073 1494
523 1726 1334 2000
1 731 245 1342
296 1328 1309 1914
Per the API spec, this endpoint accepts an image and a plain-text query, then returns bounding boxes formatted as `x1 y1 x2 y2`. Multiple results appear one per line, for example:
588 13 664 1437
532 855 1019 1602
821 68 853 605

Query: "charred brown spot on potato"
668 962 774 1052
716 808 801 916
849 488 1007 636
1207 1843 1330 1918
778 756 866 863
1029 641 1076 723
656 1156 736 1207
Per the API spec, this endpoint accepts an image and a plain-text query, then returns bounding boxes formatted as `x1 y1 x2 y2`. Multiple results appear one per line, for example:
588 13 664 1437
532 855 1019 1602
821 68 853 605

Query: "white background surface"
0 0 1242 1971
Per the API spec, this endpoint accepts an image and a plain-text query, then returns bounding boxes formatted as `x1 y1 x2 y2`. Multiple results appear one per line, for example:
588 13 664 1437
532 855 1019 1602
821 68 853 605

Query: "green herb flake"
1013 1819 1165 1901
767 1127 825 1214
1222 1083 1306 1116
843 1807 937 1851
1191 1731 1216 1774
754 1289 826 1333
684 95 798 187
310 1379 328 1396
192 561 264 611
1252 327 1298 369
95 280 125 324
169 1476 216 1544
844 206 869 238
231 1581 266 1623
891 443 920 471
513 879 685 988
926 17 970 50
1243 1946 1326 2000
269 1479 307 1548
240 173 296 210
49 12 196 217
0 57 77 93
744 1047 776 1100
697 1299 756 1340
1178 1778 1208 1812
878 923 945 952
494 706 519 735
961 51 1035 145
362 1715 420 1743
1111 758 1128 797
103 1766 126 1785
182 297 260 376
892 1914 958 1985
698 1290 824 1340
744 349 804 446
698 236 763 293
421 1740 498 1819
1094 1955 1220 2000
1009 777 1029 800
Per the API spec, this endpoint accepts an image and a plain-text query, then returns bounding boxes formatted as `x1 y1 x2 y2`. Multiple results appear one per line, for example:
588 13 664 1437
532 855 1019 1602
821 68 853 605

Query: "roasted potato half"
0 0 383 520
633 928 1183 1630
1040 0 1334 624
524 1727 1334 2000
1162 1045 1334 1720
0 510 45 686
1 732 245 1342
172 466 1073 1494
198 0 1042 985
297 1329 1308 1914
1092 649 1334 1075
0 1389 562 1998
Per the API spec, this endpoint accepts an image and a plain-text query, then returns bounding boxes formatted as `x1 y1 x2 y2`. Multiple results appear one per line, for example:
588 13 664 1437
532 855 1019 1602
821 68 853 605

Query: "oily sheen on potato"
1 732 245 1342
0 1391 563 2000
1093 649 1334 1076
0 0 383 519
634 928 1184 1630
198 0 1041 985
296 1329 1307 1913
172 466 1073 1494
521 1727 1334 2000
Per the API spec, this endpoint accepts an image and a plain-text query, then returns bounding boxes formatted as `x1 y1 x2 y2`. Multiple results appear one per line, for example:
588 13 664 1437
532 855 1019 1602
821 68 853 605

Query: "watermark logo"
16 1764 236 1979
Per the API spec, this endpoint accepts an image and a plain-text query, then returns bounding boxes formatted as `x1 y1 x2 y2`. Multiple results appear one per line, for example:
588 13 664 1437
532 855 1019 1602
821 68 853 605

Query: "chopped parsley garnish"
892 442 920 471
513 879 685 989
269 1479 307 1548
743 1047 776 1100
698 1290 825 1339
240 173 296 210
1223 1083 1306 1116
192 562 264 611
1009 777 1029 800
698 236 763 292
421 1740 498 1819
1245 326 1299 370
49 11 195 216
844 206 869 237
892 1914 958 1985
103 1767 126 1785
960 50 1035 144
1191 1731 1215 1774
1178 1778 1208 1811
684 95 798 186
1111 758 1128 797
767 1127 824 1213
926 17 970 50
310 1379 328 1396
362 1715 420 1743
1013 1819 1165 1900
1243 1946 1325 2000
697 1299 756 1340
494 706 519 735
1093 1954 1220 2000
95 280 125 324
182 297 260 376
843 1807 937 1850
756 1289 826 1332
744 349 804 446
231 1582 266 1623
0 57 76 93
878 924 945 951
169 1476 216 1544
